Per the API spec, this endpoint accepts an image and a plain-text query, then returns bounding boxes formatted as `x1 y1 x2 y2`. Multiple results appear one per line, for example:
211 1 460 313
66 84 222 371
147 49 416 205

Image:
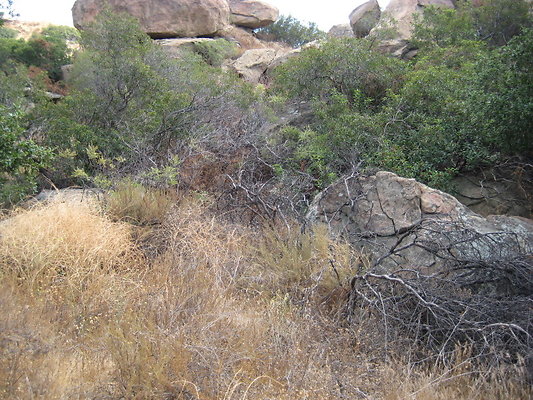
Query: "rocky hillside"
0 0 532 398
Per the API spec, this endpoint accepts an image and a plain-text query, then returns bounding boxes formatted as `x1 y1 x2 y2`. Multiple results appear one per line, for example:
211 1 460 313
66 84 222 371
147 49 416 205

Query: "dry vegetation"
0 189 530 399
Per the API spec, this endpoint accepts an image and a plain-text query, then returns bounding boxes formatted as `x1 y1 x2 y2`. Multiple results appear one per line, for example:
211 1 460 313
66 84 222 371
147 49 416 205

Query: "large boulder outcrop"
349 0 381 38
370 0 455 56
72 0 231 38
376 0 455 39
229 0 279 29
307 171 533 271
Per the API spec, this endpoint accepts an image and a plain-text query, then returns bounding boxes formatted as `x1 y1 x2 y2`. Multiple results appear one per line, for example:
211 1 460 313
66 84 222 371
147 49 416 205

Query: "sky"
10 0 392 31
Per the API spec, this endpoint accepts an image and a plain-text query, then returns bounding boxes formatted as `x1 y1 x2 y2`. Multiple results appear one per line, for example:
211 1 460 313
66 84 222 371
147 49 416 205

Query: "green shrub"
273 37 405 107
0 25 16 38
193 38 238 66
0 106 52 205
256 15 325 48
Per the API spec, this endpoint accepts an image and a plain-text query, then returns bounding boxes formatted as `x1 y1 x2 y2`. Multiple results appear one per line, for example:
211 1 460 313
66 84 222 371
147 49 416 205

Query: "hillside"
0 0 532 398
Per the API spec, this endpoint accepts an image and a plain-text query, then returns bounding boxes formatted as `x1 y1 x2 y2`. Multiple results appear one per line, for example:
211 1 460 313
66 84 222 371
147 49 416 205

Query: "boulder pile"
72 0 279 39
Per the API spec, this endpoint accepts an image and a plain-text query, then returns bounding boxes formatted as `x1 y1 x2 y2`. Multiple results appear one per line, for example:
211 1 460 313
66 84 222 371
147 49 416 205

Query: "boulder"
349 0 381 38
266 40 321 74
307 171 533 271
61 64 74 82
217 24 266 50
327 24 355 38
156 37 218 58
229 47 287 83
229 0 279 29
374 0 455 40
72 0 231 38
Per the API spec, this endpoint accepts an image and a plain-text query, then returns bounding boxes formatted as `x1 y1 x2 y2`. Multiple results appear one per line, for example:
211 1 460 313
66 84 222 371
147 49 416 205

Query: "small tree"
255 15 325 48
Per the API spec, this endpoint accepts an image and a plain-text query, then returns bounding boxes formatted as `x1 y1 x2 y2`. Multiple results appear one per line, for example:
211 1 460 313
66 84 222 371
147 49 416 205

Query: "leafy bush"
269 7 532 190
193 38 238 66
0 106 51 205
413 0 532 49
33 9 259 190
0 25 15 38
255 15 325 48
274 37 405 106
0 24 74 81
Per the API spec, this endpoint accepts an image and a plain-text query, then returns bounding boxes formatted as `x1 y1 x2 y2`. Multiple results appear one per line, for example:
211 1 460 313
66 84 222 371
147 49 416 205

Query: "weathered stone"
266 40 321 74
217 25 266 50
307 171 533 271
373 0 455 41
349 0 381 38
230 47 287 83
61 64 74 81
156 37 218 58
328 24 355 38
452 169 533 219
229 0 279 29
72 0 231 38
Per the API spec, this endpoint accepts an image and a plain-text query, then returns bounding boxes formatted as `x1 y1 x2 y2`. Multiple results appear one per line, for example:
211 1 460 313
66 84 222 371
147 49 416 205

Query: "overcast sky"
11 0 391 31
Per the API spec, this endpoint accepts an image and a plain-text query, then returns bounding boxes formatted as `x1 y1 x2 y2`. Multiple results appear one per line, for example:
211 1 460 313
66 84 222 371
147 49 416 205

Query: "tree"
255 15 325 48
0 0 17 20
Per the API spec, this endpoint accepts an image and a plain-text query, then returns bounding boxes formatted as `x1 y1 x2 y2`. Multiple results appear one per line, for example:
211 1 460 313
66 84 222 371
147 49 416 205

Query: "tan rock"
72 0 231 38
156 37 217 58
217 25 266 50
328 24 355 38
375 0 455 40
229 0 279 29
349 0 381 38
230 48 287 83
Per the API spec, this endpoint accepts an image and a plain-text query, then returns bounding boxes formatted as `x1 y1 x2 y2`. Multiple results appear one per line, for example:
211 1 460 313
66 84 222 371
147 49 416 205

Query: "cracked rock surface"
307 171 533 271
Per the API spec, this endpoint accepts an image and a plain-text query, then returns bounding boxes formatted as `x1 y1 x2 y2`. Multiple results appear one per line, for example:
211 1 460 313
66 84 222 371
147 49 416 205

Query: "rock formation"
328 24 355 38
307 171 533 271
72 0 232 38
371 0 455 56
378 0 455 39
229 0 279 29
72 0 280 40
349 0 381 38
229 47 287 83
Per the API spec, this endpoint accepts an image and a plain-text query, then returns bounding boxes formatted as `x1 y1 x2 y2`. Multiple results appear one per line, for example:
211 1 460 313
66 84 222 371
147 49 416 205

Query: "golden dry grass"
0 194 530 399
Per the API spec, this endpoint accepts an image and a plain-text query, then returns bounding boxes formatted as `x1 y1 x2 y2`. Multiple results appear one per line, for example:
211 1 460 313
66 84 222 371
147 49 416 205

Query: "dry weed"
0 197 528 399
107 181 175 225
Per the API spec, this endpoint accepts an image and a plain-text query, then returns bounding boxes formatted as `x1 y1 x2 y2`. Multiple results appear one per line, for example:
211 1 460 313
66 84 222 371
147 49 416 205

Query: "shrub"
0 106 52 206
255 15 325 48
193 38 238 66
0 25 15 38
106 181 175 225
0 199 137 293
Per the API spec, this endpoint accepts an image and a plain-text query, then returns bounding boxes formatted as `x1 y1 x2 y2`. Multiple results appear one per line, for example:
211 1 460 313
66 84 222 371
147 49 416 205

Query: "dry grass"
0 194 530 399
107 181 175 225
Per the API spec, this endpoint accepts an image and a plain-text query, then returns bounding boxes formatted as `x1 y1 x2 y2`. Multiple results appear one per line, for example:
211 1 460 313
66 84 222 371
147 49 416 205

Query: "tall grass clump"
106 181 175 225
0 197 137 295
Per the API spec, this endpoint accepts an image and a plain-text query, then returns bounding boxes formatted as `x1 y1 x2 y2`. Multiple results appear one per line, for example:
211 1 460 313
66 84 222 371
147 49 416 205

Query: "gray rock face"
349 0 381 38
307 171 533 271
72 0 231 38
328 24 355 38
229 0 279 29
